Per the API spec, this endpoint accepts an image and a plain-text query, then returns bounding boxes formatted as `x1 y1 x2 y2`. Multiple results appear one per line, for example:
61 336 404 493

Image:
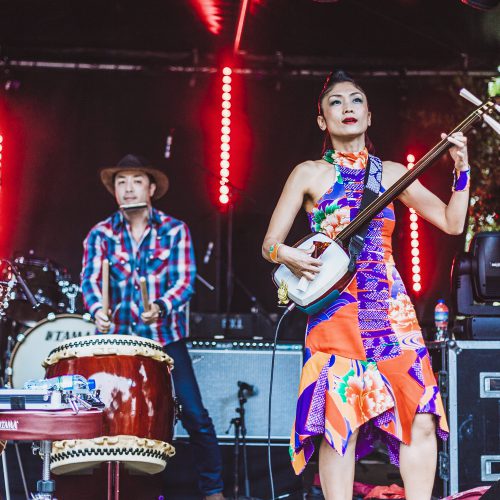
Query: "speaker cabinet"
174 340 303 441
448 341 500 494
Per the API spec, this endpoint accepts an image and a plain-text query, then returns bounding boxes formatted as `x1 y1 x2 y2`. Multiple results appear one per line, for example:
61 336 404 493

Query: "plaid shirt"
81 208 196 345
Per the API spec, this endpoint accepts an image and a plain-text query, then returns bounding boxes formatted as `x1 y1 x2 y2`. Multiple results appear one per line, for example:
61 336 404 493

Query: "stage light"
190 0 223 35
219 67 232 207
0 134 3 191
461 0 500 10
407 152 422 292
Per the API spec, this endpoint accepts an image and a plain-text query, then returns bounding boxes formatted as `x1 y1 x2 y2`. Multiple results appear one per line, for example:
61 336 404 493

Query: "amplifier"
174 340 303 441
189 313 275 340
453 317 500 340
448 340 500 494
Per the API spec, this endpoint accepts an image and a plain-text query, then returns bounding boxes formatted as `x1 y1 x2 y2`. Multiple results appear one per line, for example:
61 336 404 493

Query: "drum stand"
106 461 121 500
31 440 56 499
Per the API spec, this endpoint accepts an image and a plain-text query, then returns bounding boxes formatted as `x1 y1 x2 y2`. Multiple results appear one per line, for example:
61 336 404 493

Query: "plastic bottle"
24 374 93 392
434 299 449 341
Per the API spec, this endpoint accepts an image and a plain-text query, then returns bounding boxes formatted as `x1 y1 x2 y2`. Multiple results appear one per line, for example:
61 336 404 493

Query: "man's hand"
95 308 111 333
141 303 161 325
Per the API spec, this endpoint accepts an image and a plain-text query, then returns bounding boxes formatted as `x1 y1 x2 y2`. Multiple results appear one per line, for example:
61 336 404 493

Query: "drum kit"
0 255 177 499
0 254 91 388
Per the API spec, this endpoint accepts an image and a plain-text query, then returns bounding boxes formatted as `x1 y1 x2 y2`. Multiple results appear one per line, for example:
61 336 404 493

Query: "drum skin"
46 353 174 443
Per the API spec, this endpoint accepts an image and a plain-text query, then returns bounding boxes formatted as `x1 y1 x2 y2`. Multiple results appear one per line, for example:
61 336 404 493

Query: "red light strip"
233 0 250 53
189 0 223 35
406 153 421 292
219 67 232 205
0 133 3 191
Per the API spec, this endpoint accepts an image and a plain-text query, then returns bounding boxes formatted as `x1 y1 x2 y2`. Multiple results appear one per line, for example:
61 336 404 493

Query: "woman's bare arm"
262 161 323 280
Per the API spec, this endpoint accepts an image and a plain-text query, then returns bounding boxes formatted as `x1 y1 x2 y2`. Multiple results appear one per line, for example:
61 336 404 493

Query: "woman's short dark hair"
318 70 366 115
317 69 375 154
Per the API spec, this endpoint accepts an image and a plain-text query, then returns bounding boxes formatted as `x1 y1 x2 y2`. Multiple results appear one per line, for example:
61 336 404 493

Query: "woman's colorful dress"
290 149 448 474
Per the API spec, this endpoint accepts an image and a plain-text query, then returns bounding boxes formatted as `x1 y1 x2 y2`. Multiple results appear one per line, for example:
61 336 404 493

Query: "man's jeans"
164 339 224 496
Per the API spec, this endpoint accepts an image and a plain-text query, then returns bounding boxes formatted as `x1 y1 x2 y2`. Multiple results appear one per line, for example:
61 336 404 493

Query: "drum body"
44 334 176 474
8 314 96 388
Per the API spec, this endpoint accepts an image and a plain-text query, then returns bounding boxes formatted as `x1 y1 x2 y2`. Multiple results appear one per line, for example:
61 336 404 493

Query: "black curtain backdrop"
0 70 466 335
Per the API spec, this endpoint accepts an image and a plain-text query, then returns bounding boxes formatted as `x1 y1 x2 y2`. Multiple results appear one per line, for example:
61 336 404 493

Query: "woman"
262 71 470 500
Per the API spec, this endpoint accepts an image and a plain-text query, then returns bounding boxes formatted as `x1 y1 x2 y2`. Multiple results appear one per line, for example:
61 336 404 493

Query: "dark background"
0 0 498 334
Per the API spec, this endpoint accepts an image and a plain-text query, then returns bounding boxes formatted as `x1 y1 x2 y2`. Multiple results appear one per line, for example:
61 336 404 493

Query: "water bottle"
24 374 93 392
434 299 449 341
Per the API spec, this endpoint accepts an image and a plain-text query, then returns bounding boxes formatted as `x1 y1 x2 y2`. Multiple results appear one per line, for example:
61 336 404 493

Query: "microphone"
203 241 214 264
237 380 257 396
164 128 175 159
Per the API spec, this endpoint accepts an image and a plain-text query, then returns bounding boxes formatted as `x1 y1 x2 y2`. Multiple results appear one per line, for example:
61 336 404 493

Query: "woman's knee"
412 414 436 440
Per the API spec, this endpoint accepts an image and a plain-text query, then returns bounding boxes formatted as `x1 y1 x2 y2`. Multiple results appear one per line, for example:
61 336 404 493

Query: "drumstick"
139 277 150 311
102 259 110 318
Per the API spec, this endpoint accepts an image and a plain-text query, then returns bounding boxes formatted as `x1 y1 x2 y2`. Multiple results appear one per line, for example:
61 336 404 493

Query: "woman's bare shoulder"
291 159 328 179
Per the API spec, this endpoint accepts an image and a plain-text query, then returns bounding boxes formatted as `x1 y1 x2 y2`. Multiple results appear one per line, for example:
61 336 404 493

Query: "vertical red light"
219 66 232 206
0 133 3 193
406 153 421 292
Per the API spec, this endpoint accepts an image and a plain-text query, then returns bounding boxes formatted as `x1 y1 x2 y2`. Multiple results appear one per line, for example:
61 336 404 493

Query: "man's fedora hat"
100 154 169 200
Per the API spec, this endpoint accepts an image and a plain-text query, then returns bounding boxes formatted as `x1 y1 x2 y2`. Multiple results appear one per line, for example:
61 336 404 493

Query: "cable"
267 302 295 500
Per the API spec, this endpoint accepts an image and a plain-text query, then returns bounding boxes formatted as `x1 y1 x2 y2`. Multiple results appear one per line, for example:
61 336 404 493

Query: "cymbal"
6 301 56 327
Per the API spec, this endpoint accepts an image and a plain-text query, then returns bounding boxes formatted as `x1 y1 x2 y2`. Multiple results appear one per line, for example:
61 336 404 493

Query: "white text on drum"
45 330 94 342
0 420 19 430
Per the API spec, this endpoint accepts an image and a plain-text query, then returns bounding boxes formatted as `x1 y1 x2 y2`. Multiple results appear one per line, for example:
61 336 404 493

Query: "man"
81 154 225 500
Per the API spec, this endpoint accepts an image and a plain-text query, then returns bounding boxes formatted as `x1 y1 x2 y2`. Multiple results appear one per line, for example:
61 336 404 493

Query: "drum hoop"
51 435 175 469
8 314 95 372
43 334 174 367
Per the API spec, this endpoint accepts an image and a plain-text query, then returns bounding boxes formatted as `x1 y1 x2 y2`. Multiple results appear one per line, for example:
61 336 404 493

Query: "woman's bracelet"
452 167 471 192
269 243 282 263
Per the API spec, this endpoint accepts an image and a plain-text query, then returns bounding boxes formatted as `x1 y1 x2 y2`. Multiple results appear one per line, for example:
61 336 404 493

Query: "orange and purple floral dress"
290 148 448 474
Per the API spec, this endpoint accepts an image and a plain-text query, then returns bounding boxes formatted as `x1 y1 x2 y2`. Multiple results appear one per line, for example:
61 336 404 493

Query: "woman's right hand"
95 308 111 333
278 245 322 281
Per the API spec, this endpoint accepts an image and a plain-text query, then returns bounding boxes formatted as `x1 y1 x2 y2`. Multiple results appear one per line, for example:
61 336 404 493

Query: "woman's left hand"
441 131 469 171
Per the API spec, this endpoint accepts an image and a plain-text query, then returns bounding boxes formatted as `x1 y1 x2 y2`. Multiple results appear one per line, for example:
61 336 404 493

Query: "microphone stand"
226 385 262 500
